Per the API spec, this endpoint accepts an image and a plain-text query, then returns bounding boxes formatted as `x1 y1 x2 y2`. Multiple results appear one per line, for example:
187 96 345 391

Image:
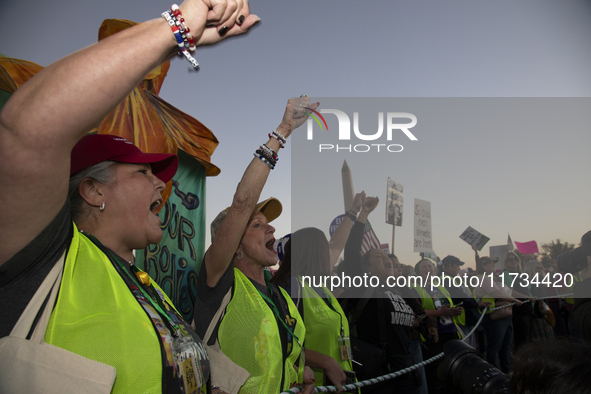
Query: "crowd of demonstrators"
0 1 259 393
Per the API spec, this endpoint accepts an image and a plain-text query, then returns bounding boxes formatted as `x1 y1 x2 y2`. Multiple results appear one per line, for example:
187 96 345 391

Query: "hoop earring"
236 251 244 261
99 202 105 212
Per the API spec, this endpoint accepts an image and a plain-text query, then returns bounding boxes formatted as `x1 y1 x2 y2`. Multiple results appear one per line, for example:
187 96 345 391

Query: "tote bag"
0 252 117 394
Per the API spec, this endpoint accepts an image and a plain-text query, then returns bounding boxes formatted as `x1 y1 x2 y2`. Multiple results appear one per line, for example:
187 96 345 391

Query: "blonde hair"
523 260 542 277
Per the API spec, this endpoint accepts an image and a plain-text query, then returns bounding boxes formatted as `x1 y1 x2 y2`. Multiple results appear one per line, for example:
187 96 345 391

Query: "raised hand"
362 196 379 213
275 97 320 138
349 191 366 214
179 0 259 46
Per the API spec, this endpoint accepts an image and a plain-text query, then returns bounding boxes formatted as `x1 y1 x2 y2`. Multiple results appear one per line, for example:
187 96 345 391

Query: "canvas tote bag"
0 252 117 394
197 287 250 394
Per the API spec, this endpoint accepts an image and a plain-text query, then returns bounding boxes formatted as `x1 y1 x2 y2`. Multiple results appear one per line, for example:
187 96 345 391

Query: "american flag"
361 220 381 255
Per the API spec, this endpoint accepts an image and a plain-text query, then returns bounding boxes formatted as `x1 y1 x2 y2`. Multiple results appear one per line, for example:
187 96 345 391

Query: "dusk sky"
1 0 590 268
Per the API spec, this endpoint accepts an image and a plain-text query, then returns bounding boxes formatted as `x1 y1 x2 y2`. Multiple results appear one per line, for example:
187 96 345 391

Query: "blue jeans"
481 314 513 373
409 340 428 394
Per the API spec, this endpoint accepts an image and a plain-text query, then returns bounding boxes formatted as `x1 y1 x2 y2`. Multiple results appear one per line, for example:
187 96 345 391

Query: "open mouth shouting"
266 238 276 252
150 199 163 215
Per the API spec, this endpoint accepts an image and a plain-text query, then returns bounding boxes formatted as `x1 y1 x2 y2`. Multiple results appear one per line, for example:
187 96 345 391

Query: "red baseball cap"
70 134 179 182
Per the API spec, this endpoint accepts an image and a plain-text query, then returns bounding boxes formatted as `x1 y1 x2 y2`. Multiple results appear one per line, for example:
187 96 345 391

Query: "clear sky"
1 0 590 269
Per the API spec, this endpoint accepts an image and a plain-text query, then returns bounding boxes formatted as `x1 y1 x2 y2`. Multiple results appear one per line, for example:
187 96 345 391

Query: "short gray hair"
69 161 117 223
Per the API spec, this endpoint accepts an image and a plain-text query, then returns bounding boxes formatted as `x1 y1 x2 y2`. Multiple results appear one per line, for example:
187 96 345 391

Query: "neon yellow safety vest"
412 285 461 339
217 269 305 394
300 282 354 385
440 274 467 326
45 225 184 393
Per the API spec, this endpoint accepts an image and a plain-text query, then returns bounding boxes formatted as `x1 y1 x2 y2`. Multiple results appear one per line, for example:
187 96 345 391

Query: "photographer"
571 230 591 342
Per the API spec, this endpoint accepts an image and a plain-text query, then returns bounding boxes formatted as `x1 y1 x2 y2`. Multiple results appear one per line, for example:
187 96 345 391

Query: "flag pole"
391 225 395 254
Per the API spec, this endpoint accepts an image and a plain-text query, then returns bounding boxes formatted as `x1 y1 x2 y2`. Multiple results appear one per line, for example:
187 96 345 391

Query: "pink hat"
70 134 178 182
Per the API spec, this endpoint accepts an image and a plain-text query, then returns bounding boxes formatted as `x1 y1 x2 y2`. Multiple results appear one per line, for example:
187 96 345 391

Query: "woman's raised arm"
204 97 318 287
0 0 259 265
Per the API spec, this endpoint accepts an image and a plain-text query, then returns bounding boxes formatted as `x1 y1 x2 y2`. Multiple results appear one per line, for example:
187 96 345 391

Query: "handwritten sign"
414 199 433 253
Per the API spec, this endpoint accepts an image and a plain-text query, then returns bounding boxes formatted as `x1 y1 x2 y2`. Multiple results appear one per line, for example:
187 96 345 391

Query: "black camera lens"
438 340 510 394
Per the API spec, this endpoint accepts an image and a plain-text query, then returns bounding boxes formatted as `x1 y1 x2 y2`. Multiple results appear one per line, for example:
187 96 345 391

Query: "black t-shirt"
338 220 415 370
0 201 72 338
340 287 415 369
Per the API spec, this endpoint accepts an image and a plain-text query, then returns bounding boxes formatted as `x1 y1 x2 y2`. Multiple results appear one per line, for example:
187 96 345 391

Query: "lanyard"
256 282 302 348
83 232 180 336
320 287 345 338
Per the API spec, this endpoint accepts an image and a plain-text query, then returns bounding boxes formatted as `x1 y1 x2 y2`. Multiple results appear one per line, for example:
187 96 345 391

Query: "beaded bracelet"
162 6 199 70
259 144 278 160
255 148 277 167
254 153 275 169
171 4 196 52
161 11 186 52
167 5 194 52
268 130 287 149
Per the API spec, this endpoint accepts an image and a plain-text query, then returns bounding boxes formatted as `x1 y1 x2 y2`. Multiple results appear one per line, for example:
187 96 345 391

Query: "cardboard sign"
460 226 490 251
514 240 539 254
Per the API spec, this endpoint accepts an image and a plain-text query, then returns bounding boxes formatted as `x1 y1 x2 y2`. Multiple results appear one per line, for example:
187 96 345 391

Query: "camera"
438 340 510 394
557 230 591 274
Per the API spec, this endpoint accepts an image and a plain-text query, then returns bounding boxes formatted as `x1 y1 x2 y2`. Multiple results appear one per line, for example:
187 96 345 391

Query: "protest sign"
414 199 433 253
490 245 510 271
460 226 490 251
386 178 404 226
515 240 539 254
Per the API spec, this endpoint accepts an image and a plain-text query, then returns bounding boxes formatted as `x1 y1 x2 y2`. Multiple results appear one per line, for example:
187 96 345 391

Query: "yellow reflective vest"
45 225 193 393
412 284 462 339
218 269 306 394
300 282 354 385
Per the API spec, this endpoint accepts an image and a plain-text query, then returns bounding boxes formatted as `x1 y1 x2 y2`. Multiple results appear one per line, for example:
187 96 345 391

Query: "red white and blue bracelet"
162 4 199 70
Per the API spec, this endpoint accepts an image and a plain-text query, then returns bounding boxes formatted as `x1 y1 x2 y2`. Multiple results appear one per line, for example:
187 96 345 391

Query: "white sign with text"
414 199 433 253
